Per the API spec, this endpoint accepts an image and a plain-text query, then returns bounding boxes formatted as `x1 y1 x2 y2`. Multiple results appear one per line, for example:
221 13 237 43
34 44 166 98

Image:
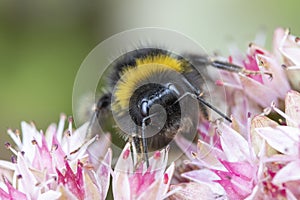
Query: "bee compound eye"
141 100 149 117
167 83 180 95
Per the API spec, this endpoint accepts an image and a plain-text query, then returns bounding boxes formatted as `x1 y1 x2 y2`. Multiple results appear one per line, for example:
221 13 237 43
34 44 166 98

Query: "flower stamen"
5 142 18 156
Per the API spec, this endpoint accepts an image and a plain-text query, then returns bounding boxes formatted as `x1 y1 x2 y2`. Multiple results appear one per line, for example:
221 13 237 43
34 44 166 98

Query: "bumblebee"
89 47 262 167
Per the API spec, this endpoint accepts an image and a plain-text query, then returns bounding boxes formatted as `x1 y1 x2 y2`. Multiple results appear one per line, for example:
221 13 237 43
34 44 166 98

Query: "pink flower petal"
243 55 263 83
0 177 27 200
148 149 169 178
239 75 279 107
56 161 85 199
113 143 172 200
129 168 156 197
256 54 290 98
220 160 256 180
51 132 66 169
215 179 247 200
32 134 54 174
214 170 253 199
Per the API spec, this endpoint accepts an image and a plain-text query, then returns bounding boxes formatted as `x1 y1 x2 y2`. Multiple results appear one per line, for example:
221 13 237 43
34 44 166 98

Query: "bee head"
129 83 181 128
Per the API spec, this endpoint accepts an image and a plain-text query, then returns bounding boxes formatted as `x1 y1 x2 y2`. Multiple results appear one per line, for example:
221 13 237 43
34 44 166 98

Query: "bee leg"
192 55 272 77
131 121 150 168
208 58 273 78
142 119 149 168
86 93 112 138
131 136 144 168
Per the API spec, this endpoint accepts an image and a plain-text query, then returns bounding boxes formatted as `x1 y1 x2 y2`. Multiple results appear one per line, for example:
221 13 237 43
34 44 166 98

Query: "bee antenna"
197 96 232 123
176 90 232 123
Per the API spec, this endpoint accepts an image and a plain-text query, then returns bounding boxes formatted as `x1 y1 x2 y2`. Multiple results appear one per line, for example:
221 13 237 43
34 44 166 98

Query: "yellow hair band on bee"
112 54 187 112
135 54 185 72
113 64 170 112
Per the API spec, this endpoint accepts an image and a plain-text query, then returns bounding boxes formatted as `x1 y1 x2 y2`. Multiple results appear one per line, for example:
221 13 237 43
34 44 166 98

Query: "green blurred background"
0 0 299 160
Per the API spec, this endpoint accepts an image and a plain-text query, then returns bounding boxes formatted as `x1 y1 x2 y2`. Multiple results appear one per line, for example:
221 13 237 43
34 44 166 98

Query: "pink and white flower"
217 28 292 113
275 28 300 91
175 91 300 199
0 114 111 200
112 143 175 200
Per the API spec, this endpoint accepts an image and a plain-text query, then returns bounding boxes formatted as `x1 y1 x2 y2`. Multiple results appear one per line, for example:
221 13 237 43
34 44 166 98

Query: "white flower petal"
181 169 225 197
272 160 300 185
61 122 89 154
256 126 300 155
285 90 300 127
96 148 112 199
174 134 197 160
21 122 41 162
218 122 251 162
286 188 298 200
44 123 57 149
137 163 174 200
286 67 300 91
169 182 221 200
150 149 169 179
281 48 300 66
0 160 15 171
159 162 175 199
38 190 61 200
87 133 111 167
112 172 131 200
114 143 134 173
195 140 226 171
84 173 102 200
15 152 39 199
